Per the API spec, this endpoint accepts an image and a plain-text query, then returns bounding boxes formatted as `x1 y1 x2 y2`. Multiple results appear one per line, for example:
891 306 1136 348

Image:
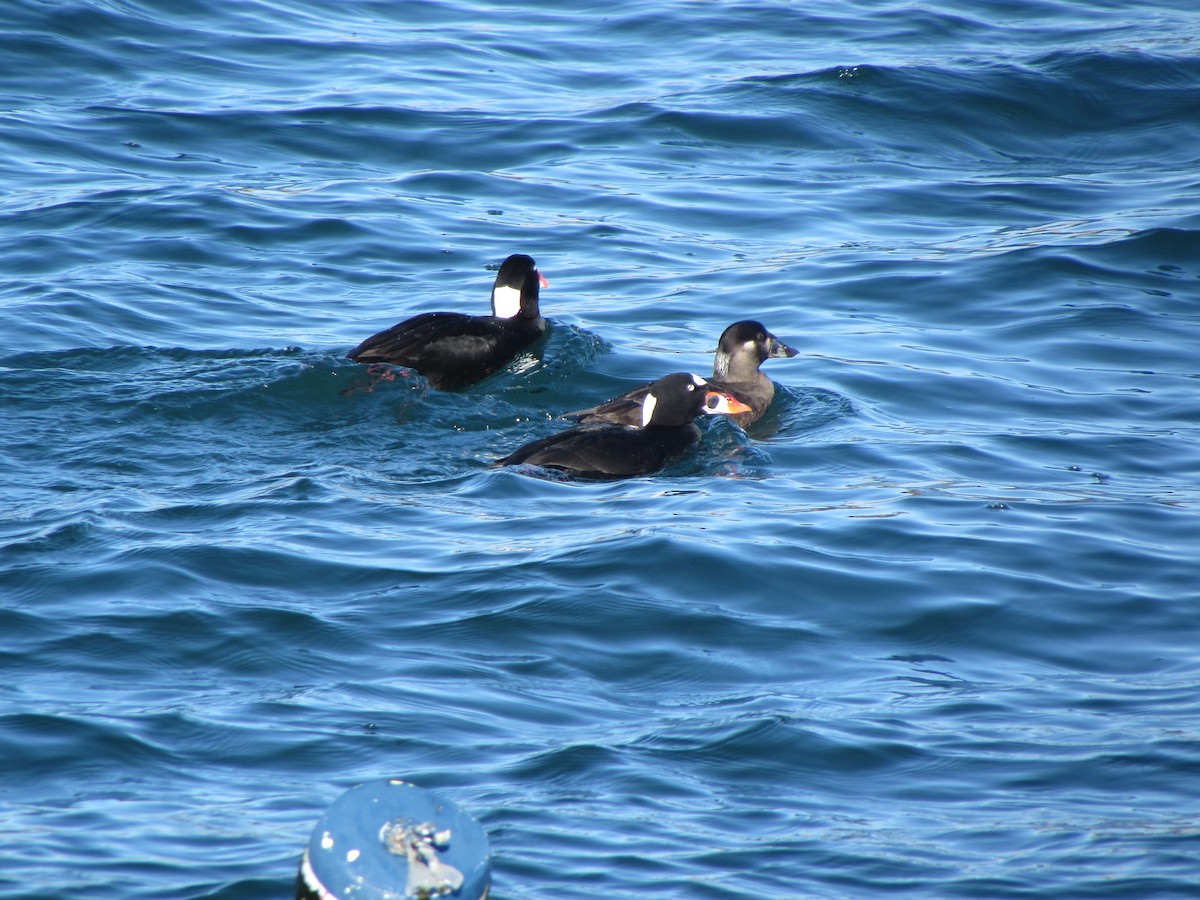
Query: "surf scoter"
347 253 548 390
496 372 751 480
564 320 796 427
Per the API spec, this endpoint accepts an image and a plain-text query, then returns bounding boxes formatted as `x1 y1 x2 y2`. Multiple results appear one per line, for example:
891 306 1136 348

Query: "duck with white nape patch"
495 372 751 480
346 253 549 390
563 320 797 428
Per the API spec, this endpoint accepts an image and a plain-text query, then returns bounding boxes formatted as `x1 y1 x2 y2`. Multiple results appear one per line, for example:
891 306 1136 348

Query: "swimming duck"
497 372 751 479
347 253 548 390
564 320 796 427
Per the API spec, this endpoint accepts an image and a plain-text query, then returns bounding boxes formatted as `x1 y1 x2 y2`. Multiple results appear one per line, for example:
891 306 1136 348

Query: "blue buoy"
296 779 491 899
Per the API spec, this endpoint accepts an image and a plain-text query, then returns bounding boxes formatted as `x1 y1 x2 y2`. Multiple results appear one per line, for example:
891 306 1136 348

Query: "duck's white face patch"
641 391 658 427
690 373 706 388
743 339 759 351
492 284 522 318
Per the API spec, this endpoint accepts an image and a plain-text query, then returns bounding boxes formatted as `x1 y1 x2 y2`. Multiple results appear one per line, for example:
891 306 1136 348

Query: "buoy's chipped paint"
641 392 658 426
491 284 522 318
346 849 360 863
382 820 466 897
320 832 334 850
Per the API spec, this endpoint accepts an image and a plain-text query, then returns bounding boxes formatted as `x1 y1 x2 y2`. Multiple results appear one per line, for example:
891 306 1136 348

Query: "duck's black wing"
348 312 544 390
497 423 698 479
560 381 654 426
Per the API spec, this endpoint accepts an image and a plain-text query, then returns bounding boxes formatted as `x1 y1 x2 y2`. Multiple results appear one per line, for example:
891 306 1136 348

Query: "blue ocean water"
3 0 1200 896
